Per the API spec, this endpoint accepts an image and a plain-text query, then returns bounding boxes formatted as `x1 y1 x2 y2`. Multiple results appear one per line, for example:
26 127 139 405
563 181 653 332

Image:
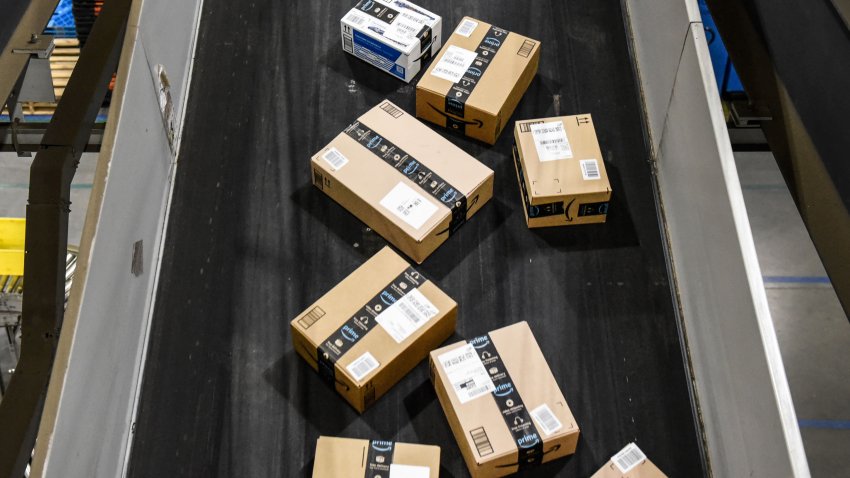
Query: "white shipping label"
455 18 479 37
380 182 439 230
530 403 563 436
580 159 601 180
376 288 439 343
530 121 573 162
346 351 380 382
389 464 431 478
384 10 429 45
438 343 495 404
612 443 647 473
321 147 349 171
430 45 478 83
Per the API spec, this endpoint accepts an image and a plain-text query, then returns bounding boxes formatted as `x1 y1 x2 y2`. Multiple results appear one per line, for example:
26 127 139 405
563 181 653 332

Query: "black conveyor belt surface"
128 1 705 476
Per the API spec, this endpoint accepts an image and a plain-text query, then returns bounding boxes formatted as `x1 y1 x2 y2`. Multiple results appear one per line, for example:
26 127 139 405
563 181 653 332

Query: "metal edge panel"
655 24 810 477
29 2 143 476
29 0 205 475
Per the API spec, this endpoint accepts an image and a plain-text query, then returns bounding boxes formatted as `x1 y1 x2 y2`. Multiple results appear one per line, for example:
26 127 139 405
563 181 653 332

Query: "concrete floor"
0 149 847 474
735 150 850 477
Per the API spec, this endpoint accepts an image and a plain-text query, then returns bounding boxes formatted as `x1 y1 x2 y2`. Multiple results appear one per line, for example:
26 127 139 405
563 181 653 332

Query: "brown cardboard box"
416 17 541 144
312 436 440 478
291 246 457 413
429 321 579 477
311 100 494 264
513 115 612 228
591 443 668 478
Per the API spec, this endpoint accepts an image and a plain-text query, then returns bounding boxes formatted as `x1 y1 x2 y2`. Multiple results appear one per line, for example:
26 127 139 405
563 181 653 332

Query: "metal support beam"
0 0 131 475
0 122 104 153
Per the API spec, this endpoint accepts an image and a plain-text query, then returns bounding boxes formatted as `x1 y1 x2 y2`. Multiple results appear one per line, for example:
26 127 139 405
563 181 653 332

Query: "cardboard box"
416 17 541 144
341 0 443 83
591 443 668 478
513 115 612 228
291 246 457 413
313 436 441 478
429 321 579 477
311 100 494 264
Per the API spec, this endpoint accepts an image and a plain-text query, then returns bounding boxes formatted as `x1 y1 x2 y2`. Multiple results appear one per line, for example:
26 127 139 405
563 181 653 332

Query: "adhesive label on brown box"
291 247 457 413
513 114 612 228
429 321 580 477
312 436 441 478
416 17 541 144
590 443 669 478
311 100 494 263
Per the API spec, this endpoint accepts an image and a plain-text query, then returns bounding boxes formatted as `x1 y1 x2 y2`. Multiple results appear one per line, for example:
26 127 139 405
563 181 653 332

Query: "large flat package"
311 100 494 263
291 247 456 413
429 321 579 477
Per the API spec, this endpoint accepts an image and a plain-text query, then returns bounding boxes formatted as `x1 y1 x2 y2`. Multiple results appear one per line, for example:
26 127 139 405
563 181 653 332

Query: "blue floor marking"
763 276 831 284
798 419 850 430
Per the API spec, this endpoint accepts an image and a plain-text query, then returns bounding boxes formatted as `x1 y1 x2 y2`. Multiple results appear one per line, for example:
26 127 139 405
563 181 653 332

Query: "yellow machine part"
0 218 26 276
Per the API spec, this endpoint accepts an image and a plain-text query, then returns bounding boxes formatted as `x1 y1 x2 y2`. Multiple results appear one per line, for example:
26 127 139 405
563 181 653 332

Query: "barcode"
612 443 646 473
438 55 467 68
297 306 325 329
346 351 380 381
345 12 367 27
442 350 474 368
343 34 353 53
463 383 491 398
519 120 544 133
518 39 536 58
469 427 493 457
580 159 600 180
530 404 563 436
540 138 565 146
380 101 404 118
398 294 435 323
322 147 349 170
455 18 478 37
312 168 325 190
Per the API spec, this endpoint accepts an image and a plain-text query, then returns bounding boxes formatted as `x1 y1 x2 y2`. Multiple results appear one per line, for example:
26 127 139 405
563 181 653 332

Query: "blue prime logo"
403 160 419 175
360 1 375 12
494 382 514 397
367 135 383 149
441 188 458 203
517 433 540 449
371 440 393 452
380 291 396 305
470 335 490 349
467 67 482 77
484 37 501 47
341 325 359 342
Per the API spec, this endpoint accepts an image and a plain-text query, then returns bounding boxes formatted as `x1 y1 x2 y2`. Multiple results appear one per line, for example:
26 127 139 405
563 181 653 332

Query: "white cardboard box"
341 0 442 82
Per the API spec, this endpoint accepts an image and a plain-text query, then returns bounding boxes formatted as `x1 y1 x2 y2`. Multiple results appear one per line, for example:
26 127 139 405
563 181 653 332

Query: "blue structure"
700 0 745 97
45 0 77 38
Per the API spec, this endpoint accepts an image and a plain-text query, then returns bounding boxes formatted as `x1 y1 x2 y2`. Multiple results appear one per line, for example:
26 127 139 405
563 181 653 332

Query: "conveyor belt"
127 1 706 476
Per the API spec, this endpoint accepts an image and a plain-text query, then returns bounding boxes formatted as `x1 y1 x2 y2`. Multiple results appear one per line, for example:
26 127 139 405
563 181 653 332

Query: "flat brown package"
416 17 541 144
429 321 579 477
311 100 494 264
513 114 612 228
591 443 668 478
291 247 456 413
312 436 440 478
